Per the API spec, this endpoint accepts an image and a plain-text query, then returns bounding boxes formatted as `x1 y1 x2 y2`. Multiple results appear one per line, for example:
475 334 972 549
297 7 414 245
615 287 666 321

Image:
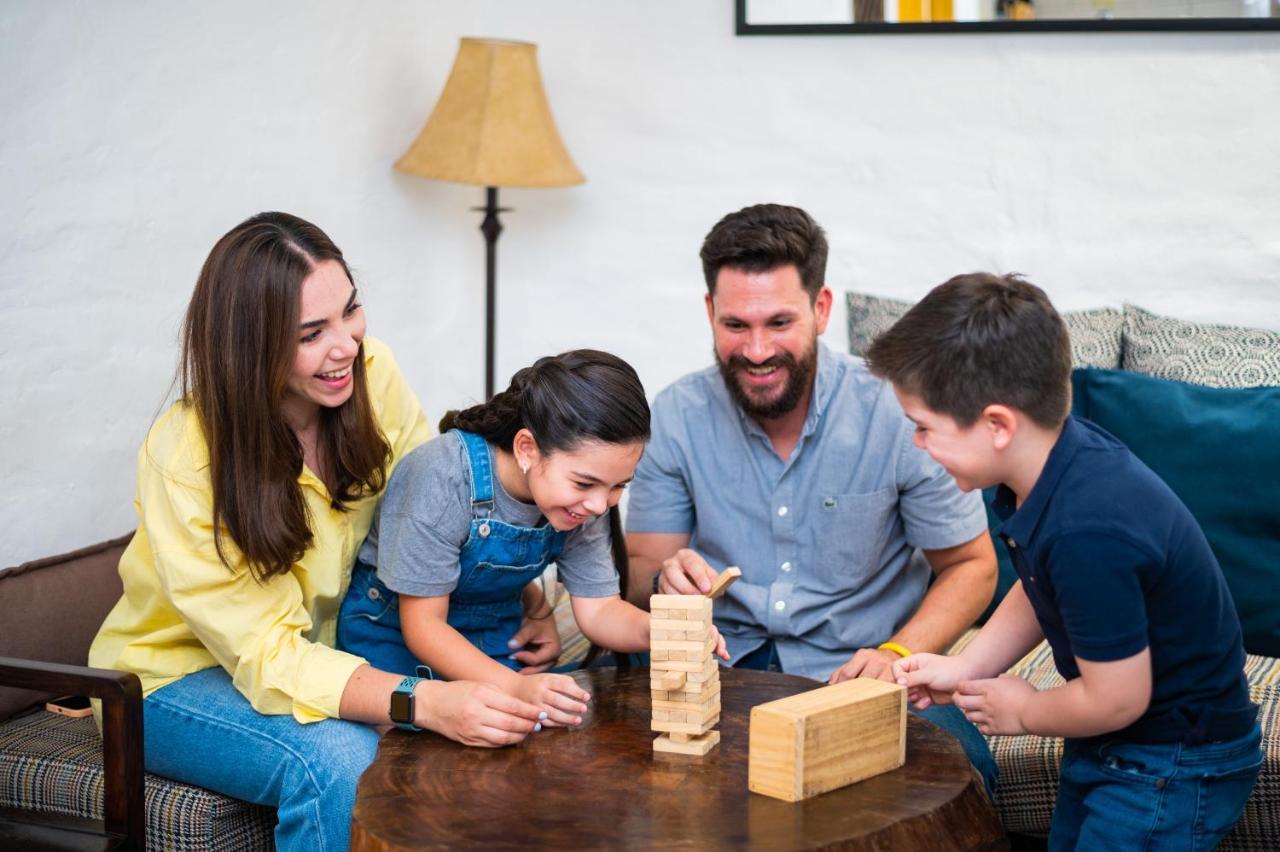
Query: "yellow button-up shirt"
89 337 430 722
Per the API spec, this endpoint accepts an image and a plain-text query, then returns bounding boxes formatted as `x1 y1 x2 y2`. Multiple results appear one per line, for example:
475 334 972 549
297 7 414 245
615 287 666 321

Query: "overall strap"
456 430 495 518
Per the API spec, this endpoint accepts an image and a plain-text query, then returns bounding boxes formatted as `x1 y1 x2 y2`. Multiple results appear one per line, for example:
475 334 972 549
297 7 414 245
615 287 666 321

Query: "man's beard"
716 342 817 420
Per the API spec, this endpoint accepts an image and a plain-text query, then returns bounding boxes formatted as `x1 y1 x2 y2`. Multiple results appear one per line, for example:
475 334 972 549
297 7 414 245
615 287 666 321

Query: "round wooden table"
351 667 1006 851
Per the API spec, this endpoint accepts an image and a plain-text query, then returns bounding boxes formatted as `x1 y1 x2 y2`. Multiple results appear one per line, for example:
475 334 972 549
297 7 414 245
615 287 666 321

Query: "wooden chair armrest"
0 657 145 850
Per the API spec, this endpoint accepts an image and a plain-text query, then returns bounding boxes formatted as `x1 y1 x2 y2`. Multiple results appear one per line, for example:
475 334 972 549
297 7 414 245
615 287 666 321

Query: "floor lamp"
396 37 584 400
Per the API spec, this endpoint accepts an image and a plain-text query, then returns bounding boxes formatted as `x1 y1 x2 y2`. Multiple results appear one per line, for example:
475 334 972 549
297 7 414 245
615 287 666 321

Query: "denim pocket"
1097 740 1177 786
1193 752 1262 846
340 568 397 624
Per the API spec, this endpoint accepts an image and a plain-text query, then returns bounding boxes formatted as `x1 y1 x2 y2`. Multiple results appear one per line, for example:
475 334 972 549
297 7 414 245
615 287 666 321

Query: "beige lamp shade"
396 38 584 189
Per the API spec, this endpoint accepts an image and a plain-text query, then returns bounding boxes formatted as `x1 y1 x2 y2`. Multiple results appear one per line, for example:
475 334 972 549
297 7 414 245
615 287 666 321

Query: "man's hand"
416 680 544 748
828 647 900 685
508 614 561 674
953 673 1035 735
658 548 718 595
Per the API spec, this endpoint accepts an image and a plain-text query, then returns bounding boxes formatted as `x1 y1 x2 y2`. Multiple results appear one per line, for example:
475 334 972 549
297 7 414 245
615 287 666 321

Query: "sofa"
849 295 1280 851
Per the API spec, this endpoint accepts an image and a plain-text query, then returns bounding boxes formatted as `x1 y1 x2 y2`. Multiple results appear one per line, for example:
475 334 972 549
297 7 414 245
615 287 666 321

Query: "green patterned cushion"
845 292 1123 369
0 710 275 850
947 629 1280 849
1123 304 1280 389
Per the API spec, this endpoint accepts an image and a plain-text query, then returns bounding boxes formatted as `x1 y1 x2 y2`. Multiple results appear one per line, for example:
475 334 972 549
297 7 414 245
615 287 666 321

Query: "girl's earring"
520 462 530 475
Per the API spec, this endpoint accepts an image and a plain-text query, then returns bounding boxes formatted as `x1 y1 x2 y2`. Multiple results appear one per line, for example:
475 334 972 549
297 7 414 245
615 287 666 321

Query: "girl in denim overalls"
339 351 725 726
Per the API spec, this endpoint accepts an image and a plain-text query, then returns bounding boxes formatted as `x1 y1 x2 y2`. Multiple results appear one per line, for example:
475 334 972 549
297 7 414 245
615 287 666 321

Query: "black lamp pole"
475 186 509 400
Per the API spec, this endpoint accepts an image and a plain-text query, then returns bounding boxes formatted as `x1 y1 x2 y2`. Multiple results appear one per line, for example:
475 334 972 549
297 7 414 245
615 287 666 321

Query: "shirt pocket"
813 487 898 590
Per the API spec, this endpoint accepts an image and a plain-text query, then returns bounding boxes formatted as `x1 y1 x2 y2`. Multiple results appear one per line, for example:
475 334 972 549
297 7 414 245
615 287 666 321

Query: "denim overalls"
338 431 567 678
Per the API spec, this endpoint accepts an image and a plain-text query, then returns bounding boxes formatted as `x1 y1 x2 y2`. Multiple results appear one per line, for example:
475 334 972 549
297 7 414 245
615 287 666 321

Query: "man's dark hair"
864 272 1072 429
699 204 828 302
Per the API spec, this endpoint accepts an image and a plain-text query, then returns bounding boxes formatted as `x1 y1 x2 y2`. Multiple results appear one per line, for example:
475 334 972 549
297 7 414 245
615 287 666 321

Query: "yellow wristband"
878 641 912 659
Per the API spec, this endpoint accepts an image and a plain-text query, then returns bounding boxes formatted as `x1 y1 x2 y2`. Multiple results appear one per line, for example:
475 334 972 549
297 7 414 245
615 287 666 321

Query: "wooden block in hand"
748 678 906 802
706 566 742 599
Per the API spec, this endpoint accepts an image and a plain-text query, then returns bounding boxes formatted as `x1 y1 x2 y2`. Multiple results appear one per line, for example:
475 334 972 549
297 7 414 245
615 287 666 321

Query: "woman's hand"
511 673 591 727
508 613 562 674
415 680 545 747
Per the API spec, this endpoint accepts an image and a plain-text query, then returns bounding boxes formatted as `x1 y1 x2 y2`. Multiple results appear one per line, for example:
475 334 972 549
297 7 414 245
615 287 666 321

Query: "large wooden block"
748 678 906 803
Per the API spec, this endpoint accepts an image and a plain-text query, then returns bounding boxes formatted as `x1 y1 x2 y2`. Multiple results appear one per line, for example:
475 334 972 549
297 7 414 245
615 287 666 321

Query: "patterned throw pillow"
845 292 1123 369
1122 304 1280 389
845 292 911 357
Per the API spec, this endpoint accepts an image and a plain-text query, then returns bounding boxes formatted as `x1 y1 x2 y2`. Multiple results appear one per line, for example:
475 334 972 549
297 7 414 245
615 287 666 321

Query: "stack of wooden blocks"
649 594 721 755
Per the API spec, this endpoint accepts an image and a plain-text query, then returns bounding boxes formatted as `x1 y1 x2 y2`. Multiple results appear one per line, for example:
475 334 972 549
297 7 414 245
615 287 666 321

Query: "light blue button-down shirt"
626 342 987 680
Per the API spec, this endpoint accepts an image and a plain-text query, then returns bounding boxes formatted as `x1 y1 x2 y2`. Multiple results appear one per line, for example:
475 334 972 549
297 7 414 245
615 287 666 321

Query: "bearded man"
625 203 999 792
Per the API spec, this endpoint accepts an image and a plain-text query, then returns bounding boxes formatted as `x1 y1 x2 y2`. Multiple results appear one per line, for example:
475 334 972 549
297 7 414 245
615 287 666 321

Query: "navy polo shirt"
991 416 1255 745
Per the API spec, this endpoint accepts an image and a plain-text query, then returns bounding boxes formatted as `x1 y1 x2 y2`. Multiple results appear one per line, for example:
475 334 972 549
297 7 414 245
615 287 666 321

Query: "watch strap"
390 675 424 732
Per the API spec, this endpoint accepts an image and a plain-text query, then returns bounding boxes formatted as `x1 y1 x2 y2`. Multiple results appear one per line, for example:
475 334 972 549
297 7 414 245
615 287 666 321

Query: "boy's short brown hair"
864 272 1072 429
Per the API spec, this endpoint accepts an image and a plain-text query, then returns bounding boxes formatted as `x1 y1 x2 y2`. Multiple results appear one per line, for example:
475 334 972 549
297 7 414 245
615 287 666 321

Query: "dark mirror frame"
735 0 1280 33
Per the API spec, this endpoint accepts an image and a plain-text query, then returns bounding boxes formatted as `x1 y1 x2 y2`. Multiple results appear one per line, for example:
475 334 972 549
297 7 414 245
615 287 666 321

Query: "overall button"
478 522 491 538
367 587 381 601
780 561 792 573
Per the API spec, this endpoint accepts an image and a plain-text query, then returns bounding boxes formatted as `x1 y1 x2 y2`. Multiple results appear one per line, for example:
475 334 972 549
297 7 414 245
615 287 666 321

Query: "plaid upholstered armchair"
0 535 275 851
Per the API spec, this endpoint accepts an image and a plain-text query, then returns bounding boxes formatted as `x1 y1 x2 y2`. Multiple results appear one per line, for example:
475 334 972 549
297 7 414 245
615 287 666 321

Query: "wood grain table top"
351 666 1006 851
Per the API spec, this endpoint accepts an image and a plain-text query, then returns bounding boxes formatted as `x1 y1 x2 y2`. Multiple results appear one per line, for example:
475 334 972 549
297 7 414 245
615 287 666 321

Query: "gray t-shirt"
359 431 620 599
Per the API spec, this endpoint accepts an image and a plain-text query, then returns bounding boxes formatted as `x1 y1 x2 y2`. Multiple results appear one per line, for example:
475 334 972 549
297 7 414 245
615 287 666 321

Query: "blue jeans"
735 640 999 798
144 667 381 852
1051 723 1262 851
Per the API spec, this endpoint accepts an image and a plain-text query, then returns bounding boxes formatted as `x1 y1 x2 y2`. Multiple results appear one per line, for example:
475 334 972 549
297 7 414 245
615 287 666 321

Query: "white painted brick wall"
2 1 1278 564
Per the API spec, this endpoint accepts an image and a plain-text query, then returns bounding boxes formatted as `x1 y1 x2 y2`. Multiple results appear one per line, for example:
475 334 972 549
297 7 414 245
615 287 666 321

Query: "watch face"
389 690 414 723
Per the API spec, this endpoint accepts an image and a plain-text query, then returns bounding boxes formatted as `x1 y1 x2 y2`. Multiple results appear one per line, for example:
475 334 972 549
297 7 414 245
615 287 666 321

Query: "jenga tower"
649 567 740 756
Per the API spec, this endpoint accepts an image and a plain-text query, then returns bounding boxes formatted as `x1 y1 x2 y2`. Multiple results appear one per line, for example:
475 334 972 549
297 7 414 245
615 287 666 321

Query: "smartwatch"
389 676 424 732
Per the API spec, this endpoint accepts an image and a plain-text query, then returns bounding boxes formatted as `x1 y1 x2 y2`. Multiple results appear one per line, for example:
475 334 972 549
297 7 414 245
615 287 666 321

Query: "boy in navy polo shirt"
866 273 1260 850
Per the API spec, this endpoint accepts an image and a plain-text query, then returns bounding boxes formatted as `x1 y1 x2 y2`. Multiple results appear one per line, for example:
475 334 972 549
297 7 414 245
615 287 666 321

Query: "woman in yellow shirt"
89 212 545 852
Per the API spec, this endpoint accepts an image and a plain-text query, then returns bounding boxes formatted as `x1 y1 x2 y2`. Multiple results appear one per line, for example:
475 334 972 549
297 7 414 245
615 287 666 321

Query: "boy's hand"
829 647 900 684
953 673 1035 735
892 653 972 709
512 673 591 728
508 614 562 674
658 548 717 595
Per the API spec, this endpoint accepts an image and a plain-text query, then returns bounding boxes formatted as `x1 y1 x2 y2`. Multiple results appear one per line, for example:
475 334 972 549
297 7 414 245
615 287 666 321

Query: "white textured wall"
2 1 1278 565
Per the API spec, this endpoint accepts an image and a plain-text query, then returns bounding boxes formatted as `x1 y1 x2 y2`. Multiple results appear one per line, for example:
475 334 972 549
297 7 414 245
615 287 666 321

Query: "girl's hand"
892 653 974 710
508 614 562 674
512 673 591 727
416 680 544 747
708 624 730 661
953 673 1035 736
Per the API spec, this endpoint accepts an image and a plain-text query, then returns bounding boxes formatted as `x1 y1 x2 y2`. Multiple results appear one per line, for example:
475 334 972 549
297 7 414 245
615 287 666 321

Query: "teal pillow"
1072 368 1280 657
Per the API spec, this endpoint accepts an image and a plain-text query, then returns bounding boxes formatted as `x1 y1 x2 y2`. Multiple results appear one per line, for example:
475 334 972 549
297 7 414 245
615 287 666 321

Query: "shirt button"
1005 538 1017 550
774 601 786 611
367 587 381 601
777 506 788 517
780 561 792 573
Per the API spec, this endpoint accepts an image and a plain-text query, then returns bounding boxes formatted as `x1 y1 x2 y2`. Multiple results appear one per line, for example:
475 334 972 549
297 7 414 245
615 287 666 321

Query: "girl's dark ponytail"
438 350 649 452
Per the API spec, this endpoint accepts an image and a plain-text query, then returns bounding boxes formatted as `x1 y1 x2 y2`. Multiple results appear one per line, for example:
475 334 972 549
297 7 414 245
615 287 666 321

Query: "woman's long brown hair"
180 212 390 582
